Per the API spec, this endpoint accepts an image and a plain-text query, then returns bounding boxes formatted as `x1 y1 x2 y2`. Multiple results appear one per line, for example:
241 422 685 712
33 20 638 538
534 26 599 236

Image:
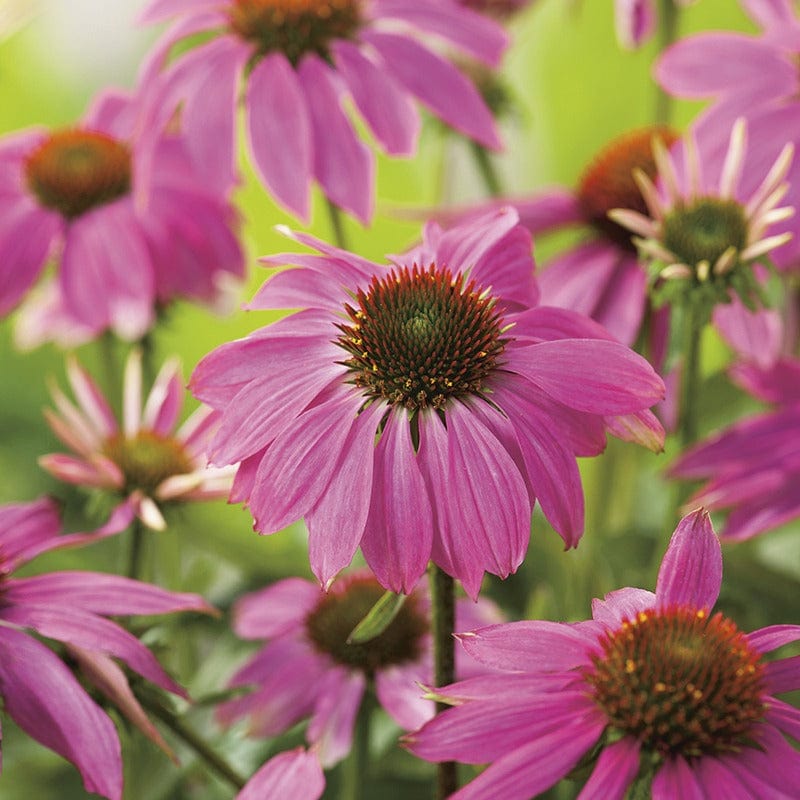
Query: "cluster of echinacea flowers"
138 0 507 222
40 349 235 532
217 570 503 766
407 509 800 798
670 356 800 540
0 86 244 344
0 497 215 800
191 209 665 598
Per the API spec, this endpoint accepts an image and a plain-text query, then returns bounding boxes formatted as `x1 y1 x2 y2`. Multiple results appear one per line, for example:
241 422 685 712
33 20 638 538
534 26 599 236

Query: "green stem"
98 332 118 400
654 0 679 125
677 302 705 451
140 697 247 791
429 563 457 799
326 198 348 250
340 690 373 800
139 329 156 387
470 141 503 198
127 518 145 580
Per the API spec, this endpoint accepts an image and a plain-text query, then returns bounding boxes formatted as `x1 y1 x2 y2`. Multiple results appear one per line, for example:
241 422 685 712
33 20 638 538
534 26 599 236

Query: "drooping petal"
246 53 313 220
765 654 800 695
236 748 325 800
0 627 122 800
361 408 434 594
577 736 640 800
375 662 432 730
651 756 705 800
655 509 723 611
713 298 782 370
233 578 321 640
747 624 800 654
142 357 183 434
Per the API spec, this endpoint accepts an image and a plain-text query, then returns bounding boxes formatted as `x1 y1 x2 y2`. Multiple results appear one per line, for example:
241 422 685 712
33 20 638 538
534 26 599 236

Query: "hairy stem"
654 0 679 125
326 198 348 250
470 141 503 198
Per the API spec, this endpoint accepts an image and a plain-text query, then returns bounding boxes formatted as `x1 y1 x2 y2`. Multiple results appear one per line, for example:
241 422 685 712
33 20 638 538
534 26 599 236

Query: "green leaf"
347 590 406 644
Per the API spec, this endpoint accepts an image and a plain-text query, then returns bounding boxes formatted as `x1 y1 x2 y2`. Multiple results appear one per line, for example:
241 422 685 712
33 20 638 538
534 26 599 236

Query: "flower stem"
140 696 247 791
127 518 145 580
340 690 374 800
470 141 502 198
326 198 348 250
429 563 457 799
654 0 679 125
677 302 705 450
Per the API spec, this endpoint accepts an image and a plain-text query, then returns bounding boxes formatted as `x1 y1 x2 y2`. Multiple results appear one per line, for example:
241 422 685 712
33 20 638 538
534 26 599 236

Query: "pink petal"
591 587 656 628
766 698 800 741
138 0 220 23
514 189 585 233
604 409 665 453
765 654 800 695
577 736 640 799
747 624 800 654
236 748 325 800
375 663 432 730
741 0 799 28
730 359 800 405
296 54 374 223
361 408 434 594
233 578 321 640
614 0 656 49
65 357 116 438
307 668 365 767
656 510 722 610
142 357 184 434
509 339 665 414
246 53 313 220
306 402 385 588
0 627 122 800
0 497 62 565
363 30 501 150
333 41 419 157
652 756 705 800
456 620 600 672
713 298 782 369
38 453 121 490
419 404 531 599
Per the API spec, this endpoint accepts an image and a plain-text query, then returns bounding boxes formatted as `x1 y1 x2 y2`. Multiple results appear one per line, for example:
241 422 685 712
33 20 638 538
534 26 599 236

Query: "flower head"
217 570 503 767
41 349 235 531
139 0 507 222
407 509 800 799
191 209 665 597
0 88 244 341
670 356 800 540
0 497 215 800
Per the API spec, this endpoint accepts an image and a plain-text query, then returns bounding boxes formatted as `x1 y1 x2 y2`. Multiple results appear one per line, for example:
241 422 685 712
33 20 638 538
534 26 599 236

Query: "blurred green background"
1 1 797 798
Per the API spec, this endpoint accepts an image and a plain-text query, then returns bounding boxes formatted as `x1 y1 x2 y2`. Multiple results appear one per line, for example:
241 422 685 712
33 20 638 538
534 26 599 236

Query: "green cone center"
102 431 193 495
586 606 766 759
25 129 132 219
662 198 748 271
305 576 428 674
336 263 507 411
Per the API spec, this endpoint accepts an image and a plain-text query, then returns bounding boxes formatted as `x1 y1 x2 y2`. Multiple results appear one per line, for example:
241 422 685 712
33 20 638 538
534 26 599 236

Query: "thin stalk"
98 331 118 400
677 302 705 450
470 141 503 198
429 563 457 799
141 697 247 791
139 329 156 387
340 690 374 800
127 518 145 580
654 0 679 125
326 198 348 250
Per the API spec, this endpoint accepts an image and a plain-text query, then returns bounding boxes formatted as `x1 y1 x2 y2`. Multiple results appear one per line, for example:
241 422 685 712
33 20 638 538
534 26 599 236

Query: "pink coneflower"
611 119 794 366
138 0 506 222
0 497 215 800
0 87 243 340
41 349 235 531
656 0 800 268
191 209 665 597
670 356 800 540
236 748 324 800
217 570 503 766
407 509 800 799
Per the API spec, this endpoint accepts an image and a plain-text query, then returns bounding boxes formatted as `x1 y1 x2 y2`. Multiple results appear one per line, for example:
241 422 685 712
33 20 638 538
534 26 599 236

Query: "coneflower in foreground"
407 509 800 799
191 209 665 597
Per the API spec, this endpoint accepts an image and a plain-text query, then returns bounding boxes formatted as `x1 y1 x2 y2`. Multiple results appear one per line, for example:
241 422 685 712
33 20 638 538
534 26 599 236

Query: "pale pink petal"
361 407 434 594
730 359 800 405
142 357 183 434
138 0 220 24
577 736 640 800
615 0 656 49
456 620 600 672
246 53 313 220
38 453 120 490
233 578 321 640
0 497 62 566
591 587 656 628
741 0 798 28
82 88 134 139
375 663 432 730
713 299 782 369
307 402 384 588
333 41 419 157
236 748 324 800
297 54 374 223
65 357 116 437
652 756 705 800
0 627 122 800
307 668 365 768
419 405 530 600
363 30 500 149
656 509 722 610
515 190 585 233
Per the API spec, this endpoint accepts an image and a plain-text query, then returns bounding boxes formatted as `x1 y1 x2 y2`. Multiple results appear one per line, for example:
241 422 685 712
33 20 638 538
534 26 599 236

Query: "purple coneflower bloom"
236 748 325 800
0 497 215 800
41 349 235 532
217 570 503 766
0 87 243 340
670 356 800 540
138 0 506 222
611 119 794 368
191 209 665 597
407 509 800 799
656 0 800 268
